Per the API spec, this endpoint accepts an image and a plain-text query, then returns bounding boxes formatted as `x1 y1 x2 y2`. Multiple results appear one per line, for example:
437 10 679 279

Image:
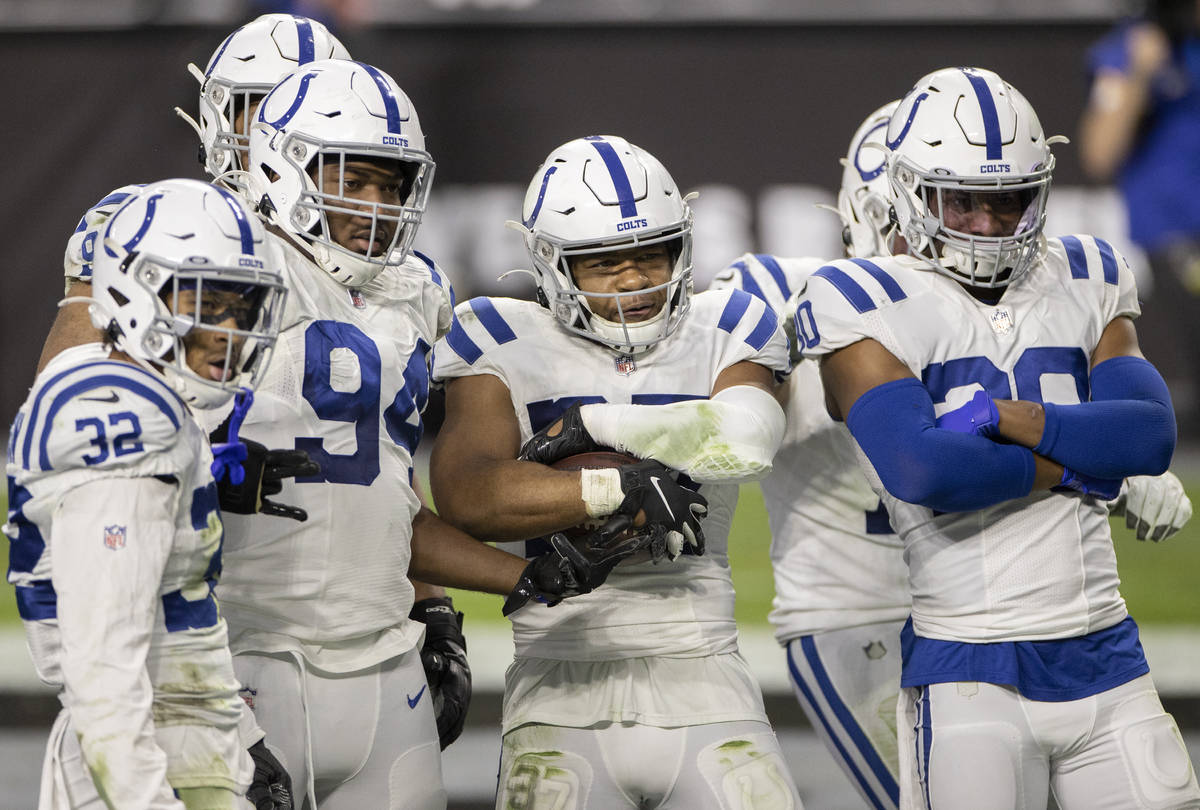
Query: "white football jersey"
797 237 1140 643
5 343 248 804
433 288 790 661
207 237 455 673
711 254 909 641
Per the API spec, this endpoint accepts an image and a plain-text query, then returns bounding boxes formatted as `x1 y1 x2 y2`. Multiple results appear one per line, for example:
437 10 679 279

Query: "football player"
5 179 288 809
711 98 1195 810
430 135 805 809
797 67 1200 809
216 60 623 810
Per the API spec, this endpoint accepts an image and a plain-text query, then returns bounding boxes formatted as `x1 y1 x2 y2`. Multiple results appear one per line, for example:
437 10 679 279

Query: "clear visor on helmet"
287 137 434 270
142 258 287 397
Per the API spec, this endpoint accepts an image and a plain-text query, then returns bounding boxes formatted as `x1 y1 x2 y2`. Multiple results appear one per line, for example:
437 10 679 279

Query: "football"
547 450 652 565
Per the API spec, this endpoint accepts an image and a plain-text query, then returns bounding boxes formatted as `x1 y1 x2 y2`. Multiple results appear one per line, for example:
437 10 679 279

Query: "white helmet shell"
184 14 350 192
838 100 900 258
90 179 287 409
886 66 1054 288
248 59 435 287
516 135 694 354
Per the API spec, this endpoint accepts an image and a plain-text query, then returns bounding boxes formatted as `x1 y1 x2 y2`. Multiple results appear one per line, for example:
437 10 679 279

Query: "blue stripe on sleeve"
1095 238 1119 285
717 289 752 334
744 303 778 351
733 262 769 305
444 314 483 365
470 298 518 345
813 265 876 313
754 254 793 301
15 582 57 622
849 258 907 303
1060 236 1090 279
963 70 1003 160
585 137 638 218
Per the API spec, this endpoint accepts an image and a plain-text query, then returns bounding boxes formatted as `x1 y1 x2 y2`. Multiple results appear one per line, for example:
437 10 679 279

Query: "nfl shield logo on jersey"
103 525 127 551
614 354 637 376
989 306 1015 336
349 289 367 309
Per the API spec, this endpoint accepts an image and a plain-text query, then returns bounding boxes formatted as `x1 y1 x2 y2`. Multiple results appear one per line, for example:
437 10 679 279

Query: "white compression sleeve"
579 384 785 483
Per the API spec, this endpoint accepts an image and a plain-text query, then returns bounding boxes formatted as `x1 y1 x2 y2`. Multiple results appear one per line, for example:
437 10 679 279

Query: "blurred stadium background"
2 0 1199 807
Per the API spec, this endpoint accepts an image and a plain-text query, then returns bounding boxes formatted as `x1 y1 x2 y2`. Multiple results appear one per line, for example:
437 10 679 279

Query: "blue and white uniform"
797 239 1200 809
5 344 252 809
433 288 803 810
201 236 455 810
712 253 907 810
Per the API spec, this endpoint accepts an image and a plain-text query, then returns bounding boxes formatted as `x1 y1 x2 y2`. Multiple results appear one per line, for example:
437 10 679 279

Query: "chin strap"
210 387 255 484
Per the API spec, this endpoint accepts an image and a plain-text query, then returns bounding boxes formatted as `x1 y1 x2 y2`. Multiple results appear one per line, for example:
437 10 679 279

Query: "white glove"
1109 471 1193 542
63 185 145 286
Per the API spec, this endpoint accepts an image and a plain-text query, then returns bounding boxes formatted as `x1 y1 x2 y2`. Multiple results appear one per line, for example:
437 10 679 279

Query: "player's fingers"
665 530 684 560
260 499 308 522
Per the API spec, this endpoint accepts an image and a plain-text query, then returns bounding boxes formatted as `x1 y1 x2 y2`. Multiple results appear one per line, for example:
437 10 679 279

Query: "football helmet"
837 100 900 258
176 14 351 191
510 135 694 354
89 179 287 409
248 59 435 287
885 67 1055 288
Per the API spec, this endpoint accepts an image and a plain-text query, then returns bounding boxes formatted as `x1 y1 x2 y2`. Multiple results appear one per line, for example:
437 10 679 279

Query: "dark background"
0 23 1107 423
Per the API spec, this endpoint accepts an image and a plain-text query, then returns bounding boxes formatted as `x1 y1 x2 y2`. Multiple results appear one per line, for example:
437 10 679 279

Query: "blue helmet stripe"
849 258 907 304
585 137 638 219
754 254 793 301
444 315 483 365
293 16 316 64
104 192 163 259
204 31 236 78
215 187 256 255
717 289 753 334
733 261 768 305
1060 236 1089 279
522 166 557 228
358 62 404 134
260 71 317 129
814 265 876 313
962 70 1003 160
470 297 518 345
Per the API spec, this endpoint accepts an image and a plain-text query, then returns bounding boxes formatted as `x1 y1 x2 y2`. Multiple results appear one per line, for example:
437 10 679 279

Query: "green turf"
3 483 1199 629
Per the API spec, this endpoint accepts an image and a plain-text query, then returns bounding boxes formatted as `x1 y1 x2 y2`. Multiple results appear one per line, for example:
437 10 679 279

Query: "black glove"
210 430 320 522
518 402 599 464
608 459 707 558
503 529 641 617
246 739 293 810
410 597 471 750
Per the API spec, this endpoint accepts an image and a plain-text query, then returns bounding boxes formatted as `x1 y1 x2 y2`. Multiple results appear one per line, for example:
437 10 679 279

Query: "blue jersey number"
297 320 430 486
922 347 1089 406
74 411 144 466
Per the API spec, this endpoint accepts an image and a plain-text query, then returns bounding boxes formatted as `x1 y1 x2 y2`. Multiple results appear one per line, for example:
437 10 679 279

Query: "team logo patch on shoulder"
989 306 1014 336
103 525 127 551
349 289 367 309
614 354 637 376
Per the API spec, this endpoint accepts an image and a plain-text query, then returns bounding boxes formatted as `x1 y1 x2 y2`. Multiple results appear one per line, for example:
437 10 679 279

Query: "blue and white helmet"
886 67 1056 288
512 135 694 354
89 179 287 409
838 100 900 258
248 59 435 287
177 14 351 192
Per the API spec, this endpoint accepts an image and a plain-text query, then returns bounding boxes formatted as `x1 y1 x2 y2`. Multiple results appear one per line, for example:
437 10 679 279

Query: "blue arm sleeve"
1033 355 1175 478
846 378 1037 513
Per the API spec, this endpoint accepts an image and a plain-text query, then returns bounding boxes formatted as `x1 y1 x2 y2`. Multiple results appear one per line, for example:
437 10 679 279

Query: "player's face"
169 286 254 382
231 97 264 171
927 188 1033 238
314 157 408 257
570 244 673 323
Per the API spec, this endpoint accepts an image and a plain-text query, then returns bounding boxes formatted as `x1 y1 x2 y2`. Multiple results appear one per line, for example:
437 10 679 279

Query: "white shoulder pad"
793 256 914 360
708 253 825 316
410 249 458 342
1044 235 1141 323
432 296 540 385
688 287 791 375
11 360 188 476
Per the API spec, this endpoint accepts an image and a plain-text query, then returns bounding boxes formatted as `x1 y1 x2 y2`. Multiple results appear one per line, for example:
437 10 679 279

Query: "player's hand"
935 390 999 438
246 739 293 810
1054 466 1123 501
503 530 635 616
1109 472 1193 541
409 597 471 750
214 439 319 522
518 402 599 464
610 459 707 559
